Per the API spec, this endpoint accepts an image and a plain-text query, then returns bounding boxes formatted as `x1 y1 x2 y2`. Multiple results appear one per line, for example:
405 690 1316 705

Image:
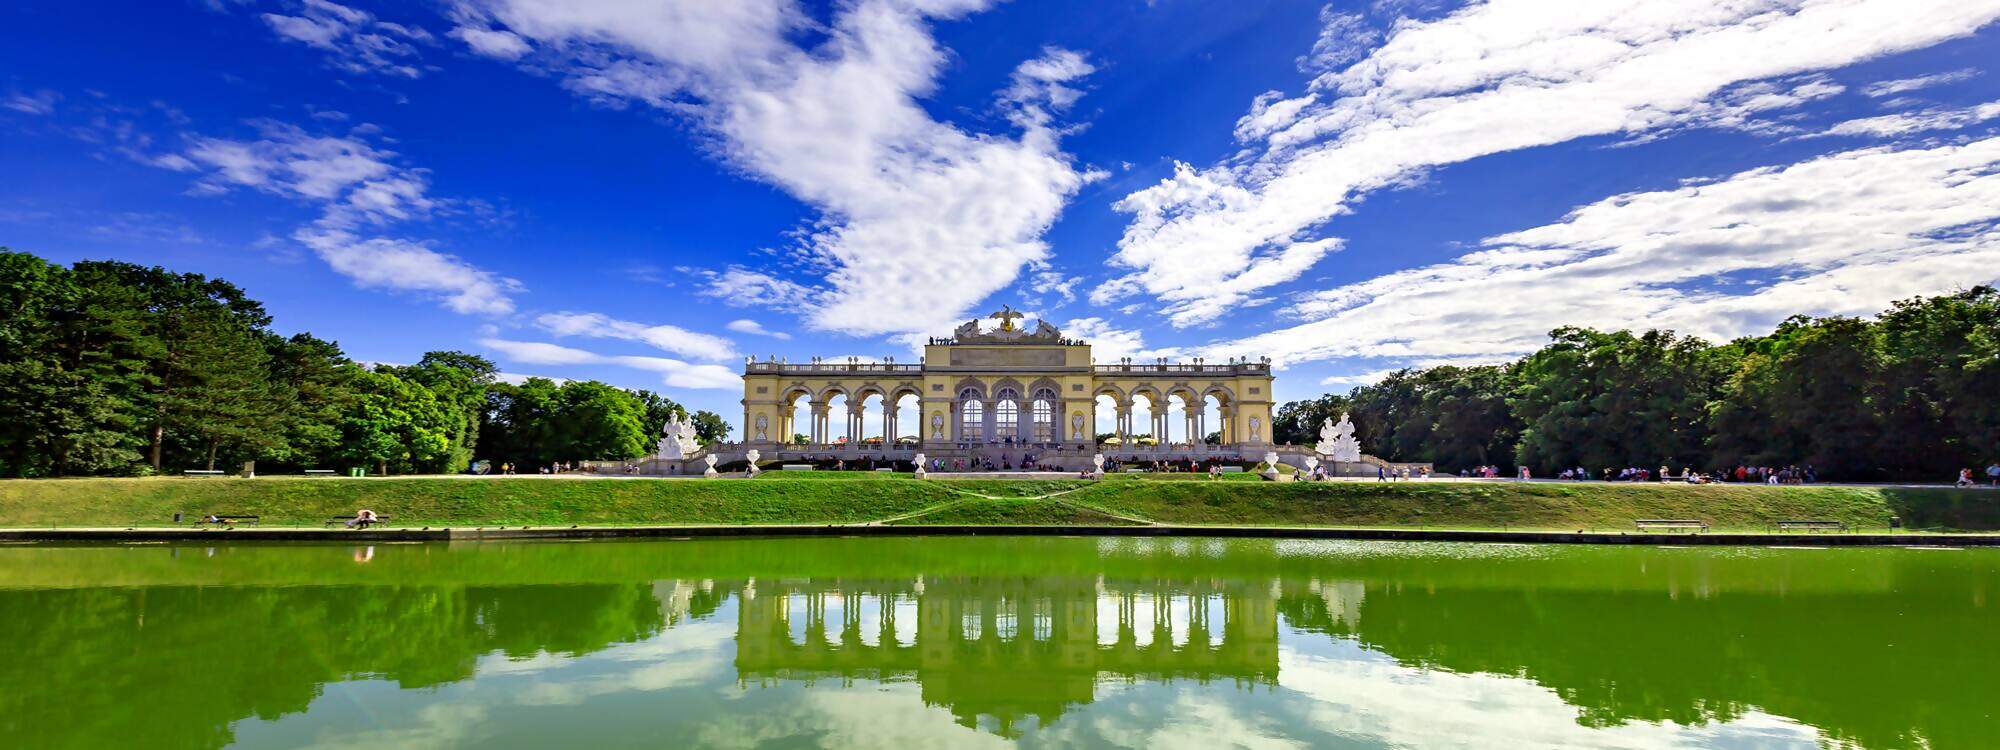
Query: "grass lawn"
0 474 1994 531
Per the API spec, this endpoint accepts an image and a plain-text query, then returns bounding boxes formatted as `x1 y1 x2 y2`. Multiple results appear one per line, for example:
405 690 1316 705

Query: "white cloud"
449 26 531 60
1821 99 2000 138
452 0 1100 337
1295 8 1379 75
1064 317 1183 362
1276 645 1828 749
171 120 522 314
1862 68 1979 97
726 318 791 340
1100 0 2000 327
296 228 521 315
1208 137 2000 369
3 89 59 115
1026 263 1082 307
696 267 817 308
262 0 431 78
534 311 739 361
1320 369 1397 388
481 337 742 390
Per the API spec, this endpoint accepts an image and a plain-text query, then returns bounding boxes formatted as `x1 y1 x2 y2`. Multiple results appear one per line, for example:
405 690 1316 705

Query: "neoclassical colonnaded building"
735 307 1274 469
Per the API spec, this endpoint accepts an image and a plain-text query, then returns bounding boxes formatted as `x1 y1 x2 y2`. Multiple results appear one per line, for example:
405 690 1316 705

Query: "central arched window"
995 387 1020 440
959 387 984 441
1031 388 1057 443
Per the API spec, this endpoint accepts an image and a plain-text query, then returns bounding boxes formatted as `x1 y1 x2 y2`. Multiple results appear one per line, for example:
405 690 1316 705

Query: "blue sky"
5 0 2000 434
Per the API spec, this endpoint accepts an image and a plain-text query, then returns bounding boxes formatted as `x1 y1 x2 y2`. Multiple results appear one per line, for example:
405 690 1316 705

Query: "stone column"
1217 406 1234 446
882 404 895 447
811 403 829 445
848 403 864 446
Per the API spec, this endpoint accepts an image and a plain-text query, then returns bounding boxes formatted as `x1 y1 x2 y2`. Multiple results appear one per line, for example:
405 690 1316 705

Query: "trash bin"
1890 515 1902 529
349 467 365 478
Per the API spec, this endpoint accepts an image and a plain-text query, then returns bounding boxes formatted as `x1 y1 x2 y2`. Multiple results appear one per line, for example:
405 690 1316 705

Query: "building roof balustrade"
743 361 925 375
1091 362 1270 375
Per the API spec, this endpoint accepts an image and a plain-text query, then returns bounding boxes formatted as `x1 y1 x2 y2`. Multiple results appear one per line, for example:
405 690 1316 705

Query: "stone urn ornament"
1091 453 1106 479
744 449 761 476
1261 450 1282 481
1302 455 1321 477
703 453 719 478
913 452 928 479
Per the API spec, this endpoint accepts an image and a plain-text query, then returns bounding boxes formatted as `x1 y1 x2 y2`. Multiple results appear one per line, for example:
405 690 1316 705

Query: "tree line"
0 250 727 477
1274 289 2000 481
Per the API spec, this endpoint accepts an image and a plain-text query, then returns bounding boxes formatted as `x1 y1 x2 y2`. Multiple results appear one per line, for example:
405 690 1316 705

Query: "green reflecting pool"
1 536 1994 748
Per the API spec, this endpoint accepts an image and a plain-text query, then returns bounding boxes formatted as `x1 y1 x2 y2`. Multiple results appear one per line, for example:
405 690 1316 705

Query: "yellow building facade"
735 308 1274 464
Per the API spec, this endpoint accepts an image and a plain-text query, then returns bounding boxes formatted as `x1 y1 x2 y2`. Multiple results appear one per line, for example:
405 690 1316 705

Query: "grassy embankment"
0 473 1995 531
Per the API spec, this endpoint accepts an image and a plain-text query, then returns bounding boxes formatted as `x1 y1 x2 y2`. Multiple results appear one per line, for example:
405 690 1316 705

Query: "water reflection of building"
731 576 1279 737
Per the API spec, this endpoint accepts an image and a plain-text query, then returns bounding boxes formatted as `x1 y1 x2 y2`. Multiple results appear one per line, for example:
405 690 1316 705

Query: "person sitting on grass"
346 509 379 529
1959 469 1977 488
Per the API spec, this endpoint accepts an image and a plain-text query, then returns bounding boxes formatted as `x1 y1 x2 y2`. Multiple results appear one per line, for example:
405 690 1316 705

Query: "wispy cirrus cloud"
1208 136 2000 369
172 119 522 314
725 319 790 340
1098 0 2000 327
1820 99 2000 138
261 0 433 78
446 0 1102 337
1862 68 1979 98
534 311 738 361
479 337 742 390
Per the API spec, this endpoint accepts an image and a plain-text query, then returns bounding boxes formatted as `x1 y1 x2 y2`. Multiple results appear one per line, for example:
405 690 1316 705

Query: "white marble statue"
657 416 701 460
745 449 761 476
1316 413 1363 463
702 453 719 478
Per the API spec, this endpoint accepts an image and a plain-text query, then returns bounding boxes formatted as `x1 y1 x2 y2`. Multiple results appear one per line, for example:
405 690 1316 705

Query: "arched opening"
959 387 985 443
1094 393 1120 445
1165 393 1192 446
1136 394 1168 446
857 392 885 447
825 393 850 446
1202 391 1230 445
893 392 921 446
1031 388 1057 444
994 387 1021 442
784 390 812 445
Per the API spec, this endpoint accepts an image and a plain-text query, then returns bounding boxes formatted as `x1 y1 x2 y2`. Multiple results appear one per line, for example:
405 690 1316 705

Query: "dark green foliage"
0 250 704 477
1272 392 1348 446
690 410 731 445
1279 290 2000 481
1341 366 1519 472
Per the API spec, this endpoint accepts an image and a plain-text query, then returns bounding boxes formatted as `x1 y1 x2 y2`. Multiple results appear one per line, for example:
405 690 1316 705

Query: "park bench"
1634 519 1709 533
1217 466 1244 473
302 469 337 477
324 515 392 529
182 470 225 477
194 514 259 527
780 464 815 471
1775 519 1847 533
